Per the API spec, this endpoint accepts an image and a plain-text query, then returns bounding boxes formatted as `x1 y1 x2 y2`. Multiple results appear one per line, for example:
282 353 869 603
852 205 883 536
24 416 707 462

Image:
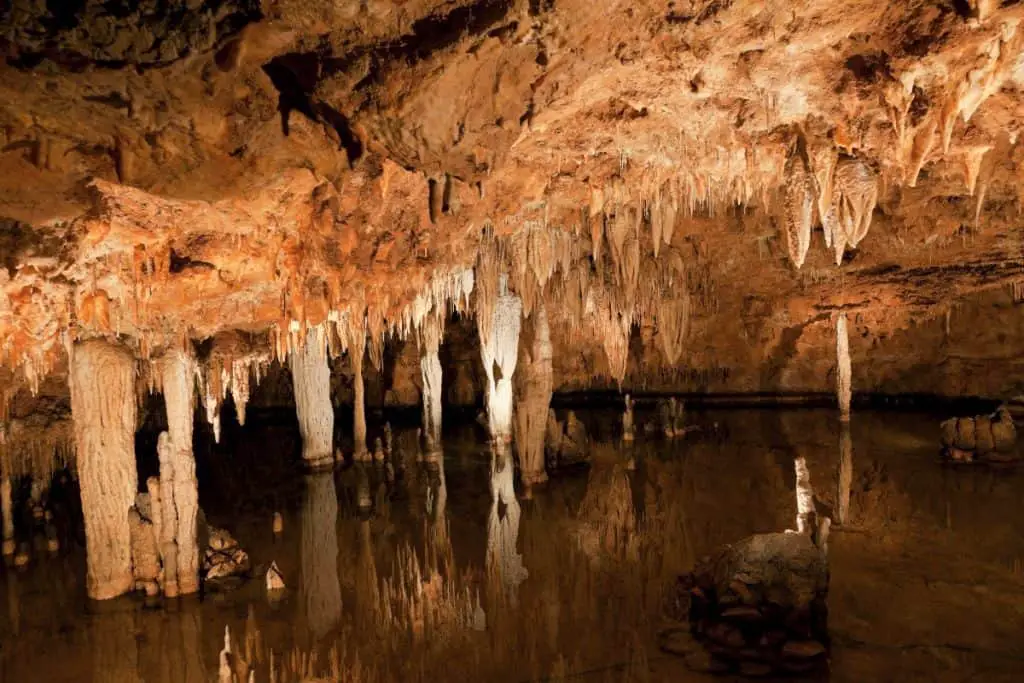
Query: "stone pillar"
301 473 341 639
480 275 522 442
514 302 552 485
290 328 334 468
158 348 200 596
836 313 851 422
419 316 444 452
70 340 138 600
349 323 368 459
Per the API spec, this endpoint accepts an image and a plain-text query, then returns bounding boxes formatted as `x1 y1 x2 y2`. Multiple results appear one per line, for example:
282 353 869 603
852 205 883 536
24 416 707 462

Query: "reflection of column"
302 473 341 640
836 423 853 526
486 442 527 599
425 457 450 574
70 340 138 600
514 302 552 485
92 609 140 682
794 456 814 534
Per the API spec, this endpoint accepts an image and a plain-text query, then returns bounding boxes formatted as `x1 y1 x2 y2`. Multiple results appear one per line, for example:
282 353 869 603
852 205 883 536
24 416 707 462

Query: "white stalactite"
290 328 334 468
70 340 138 600
480 275 522 442
159 348 200 596
301 473 341 639
514 302 552 485
836 313 852 422
419 315 444 451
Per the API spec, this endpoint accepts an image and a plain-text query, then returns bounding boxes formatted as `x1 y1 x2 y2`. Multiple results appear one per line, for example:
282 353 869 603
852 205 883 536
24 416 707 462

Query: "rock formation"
419 314 444 453
69 340 137 600
836 313 852 422
514 301 552 485
480 275 522 442
289 328 335 469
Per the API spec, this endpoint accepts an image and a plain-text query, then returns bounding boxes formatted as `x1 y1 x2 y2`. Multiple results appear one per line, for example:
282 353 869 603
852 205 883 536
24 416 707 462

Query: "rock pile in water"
941 407 1017 463
668 532 829 677
203 527 250 583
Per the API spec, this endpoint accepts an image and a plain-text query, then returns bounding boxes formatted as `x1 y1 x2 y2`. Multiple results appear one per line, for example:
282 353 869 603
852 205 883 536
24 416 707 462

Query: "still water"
1 407 1023 682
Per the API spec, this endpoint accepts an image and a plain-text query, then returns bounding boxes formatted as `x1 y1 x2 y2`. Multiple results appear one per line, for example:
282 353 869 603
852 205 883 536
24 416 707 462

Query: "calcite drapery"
158 348 200 596
419 314 444 452
289 327 335 468
69 339 138 600
480 275 522 442
514 301 552 485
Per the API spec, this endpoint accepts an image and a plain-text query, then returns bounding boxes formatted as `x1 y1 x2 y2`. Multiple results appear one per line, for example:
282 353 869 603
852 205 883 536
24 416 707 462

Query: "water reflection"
2 409 1024 682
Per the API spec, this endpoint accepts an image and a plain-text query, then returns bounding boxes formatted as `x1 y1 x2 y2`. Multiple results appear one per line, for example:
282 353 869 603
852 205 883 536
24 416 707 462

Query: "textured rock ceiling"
3 0 1024 403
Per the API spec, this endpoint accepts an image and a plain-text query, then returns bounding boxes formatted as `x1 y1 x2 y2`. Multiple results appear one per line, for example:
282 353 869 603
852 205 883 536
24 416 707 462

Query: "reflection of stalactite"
290 327 334 467
301 473 341 640
70 340 138 600
836 313 851 422
575 462 638 564
836 424 853 527
794 456 814 534
480 275 522 441
486 442 527 600
159 348 200 596
419 314 444 450
514 302 552 485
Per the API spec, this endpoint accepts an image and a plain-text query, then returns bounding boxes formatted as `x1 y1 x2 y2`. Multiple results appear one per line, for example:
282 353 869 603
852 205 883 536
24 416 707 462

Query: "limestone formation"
158 348 201 596
69 340 138 600
348 319 369 460
836 313 852 422
514 302 553 485
419 315 444 452
480 275 522 442
289 328 334 469
941 407 1017 463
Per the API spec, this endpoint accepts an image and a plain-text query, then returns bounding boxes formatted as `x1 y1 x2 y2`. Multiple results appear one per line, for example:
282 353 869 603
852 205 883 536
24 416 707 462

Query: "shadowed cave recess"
3 0 1024 681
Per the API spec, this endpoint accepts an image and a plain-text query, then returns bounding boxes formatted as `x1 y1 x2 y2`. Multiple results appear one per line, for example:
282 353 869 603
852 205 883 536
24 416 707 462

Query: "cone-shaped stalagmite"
289 328 334 468
514 301 552 485
480 275 522 442
419 314 444 452
301 473 341 639
836 313 852 422
70 340 138 600
158 348 201 596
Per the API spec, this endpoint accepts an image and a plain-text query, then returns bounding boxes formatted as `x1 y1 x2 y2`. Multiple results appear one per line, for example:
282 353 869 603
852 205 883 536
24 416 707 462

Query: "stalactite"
480 274 522 442
301 473 341 640
348 315 369 458
159 347 200 596
418 313 444 452
833 158 879 253
70 339 138 600
783 155 815 270
836 313 852 422
514 301 552 485
290 327 335 468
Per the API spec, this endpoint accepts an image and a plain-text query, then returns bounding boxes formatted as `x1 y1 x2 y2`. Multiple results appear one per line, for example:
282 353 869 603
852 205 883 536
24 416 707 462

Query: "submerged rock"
203 527 250 583
941 407 1018 464
671 532 829 677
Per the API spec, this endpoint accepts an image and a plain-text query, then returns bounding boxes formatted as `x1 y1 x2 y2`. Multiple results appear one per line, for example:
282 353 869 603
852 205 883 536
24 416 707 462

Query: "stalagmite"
419 315 444 453
514 301 552 485
301 473 341 639
289 328 334 468
69 340 138 600
159 348 201 596
480 275 522 441
349 319 369 459
836 313 852 422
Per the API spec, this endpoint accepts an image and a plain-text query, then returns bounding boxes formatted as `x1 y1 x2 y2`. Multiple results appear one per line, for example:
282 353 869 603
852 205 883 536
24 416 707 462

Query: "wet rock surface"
941 407 1019 464
671 532 830 677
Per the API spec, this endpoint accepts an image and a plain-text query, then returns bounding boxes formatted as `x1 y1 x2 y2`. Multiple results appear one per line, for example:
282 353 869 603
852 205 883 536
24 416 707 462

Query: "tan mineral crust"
3 0 1024 428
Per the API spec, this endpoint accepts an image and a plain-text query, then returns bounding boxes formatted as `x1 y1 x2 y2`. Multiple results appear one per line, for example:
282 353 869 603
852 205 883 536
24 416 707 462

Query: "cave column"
69 339 138 600
290 327 335 468
0 425 13 556
349 320 369 459
419 315 444 454
836 313 851 421
480 275 522 442
514 301 552 485
158 348 200 597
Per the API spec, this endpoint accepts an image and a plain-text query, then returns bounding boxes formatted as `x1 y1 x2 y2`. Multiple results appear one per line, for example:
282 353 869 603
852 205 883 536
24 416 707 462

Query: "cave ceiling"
3 0 1024 401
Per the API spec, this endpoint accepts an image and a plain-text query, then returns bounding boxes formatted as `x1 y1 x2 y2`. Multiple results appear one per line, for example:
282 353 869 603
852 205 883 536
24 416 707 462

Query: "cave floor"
1 407 1023 682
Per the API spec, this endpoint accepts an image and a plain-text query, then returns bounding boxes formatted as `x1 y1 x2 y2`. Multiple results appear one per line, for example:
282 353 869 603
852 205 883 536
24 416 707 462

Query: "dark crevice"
169 250 215 274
